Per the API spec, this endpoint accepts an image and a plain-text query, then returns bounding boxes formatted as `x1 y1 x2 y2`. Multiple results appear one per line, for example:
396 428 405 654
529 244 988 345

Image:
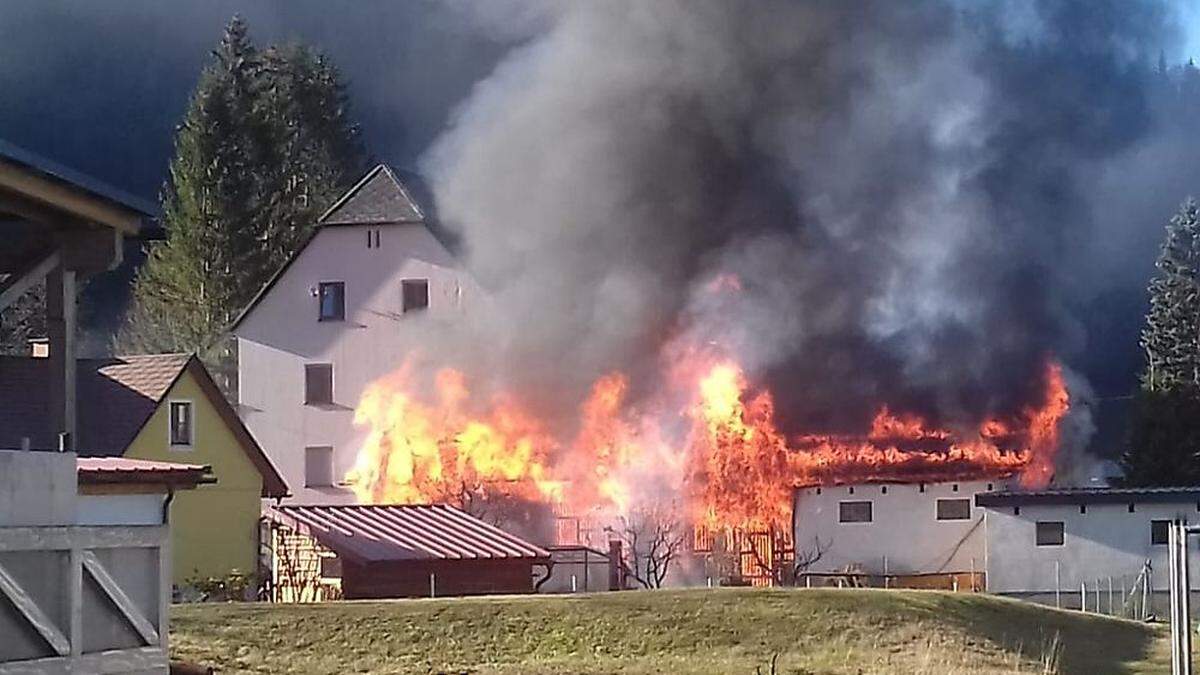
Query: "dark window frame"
936 498 972 521
1151 519 1170 546
168 400 193 447
1036 521 1065 547
401 278 430 313
305 363 334 406
839 500 873 524
318 281 346 322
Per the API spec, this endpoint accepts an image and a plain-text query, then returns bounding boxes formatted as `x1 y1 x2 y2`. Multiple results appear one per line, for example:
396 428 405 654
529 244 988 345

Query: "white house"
232 165 481 504
977 486 1200 610
792 477 1008 583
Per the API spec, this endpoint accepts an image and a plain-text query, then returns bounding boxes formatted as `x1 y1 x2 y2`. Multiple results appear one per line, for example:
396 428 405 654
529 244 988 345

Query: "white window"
936 499 971 521
402 279 429 313
305 446 335 487
168 401 194 448
839 500 872 523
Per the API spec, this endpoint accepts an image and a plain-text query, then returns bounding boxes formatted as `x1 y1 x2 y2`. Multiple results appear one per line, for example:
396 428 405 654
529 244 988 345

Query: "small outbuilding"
265 504 552 601
977 485 1200 610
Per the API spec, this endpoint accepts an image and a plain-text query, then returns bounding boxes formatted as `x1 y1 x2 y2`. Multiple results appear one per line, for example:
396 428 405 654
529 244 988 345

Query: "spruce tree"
1123 199 1200 485
118 17 364 377
1141 199 1200 391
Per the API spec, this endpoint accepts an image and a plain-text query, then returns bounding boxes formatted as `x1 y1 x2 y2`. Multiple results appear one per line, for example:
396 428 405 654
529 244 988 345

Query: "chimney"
29 337 49 358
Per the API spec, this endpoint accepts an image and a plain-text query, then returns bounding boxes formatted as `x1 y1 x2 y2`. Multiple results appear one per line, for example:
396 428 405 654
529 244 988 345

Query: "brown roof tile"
0 353 189 454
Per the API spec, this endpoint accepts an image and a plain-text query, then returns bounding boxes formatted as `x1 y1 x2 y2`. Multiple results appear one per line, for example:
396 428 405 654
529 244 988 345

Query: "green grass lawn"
171 588 1171 674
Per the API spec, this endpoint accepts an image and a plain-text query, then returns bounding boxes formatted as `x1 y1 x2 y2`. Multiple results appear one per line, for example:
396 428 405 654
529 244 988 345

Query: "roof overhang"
976 486 1200 508
76 457 215 493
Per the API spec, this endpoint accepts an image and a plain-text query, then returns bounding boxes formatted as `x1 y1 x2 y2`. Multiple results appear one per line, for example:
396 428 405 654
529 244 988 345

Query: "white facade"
981 494 1200 598
792 478 1007 576
234 168 481 504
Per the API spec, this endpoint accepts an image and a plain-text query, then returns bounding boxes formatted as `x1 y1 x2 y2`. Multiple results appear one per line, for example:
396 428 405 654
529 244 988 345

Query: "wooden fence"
0 525 169 674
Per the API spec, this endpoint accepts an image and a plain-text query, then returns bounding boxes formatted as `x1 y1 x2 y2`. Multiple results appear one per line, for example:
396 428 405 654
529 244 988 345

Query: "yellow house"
0 353 289 586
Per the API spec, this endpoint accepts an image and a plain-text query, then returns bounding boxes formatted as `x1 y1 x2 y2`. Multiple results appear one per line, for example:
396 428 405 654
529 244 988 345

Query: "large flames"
345 342 1070 536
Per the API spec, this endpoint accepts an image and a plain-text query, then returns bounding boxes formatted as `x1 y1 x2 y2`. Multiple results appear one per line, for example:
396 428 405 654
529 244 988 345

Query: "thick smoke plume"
419 1 1179 460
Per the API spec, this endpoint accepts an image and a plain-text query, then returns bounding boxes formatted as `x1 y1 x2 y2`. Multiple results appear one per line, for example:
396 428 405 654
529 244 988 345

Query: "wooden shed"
265 504 552 601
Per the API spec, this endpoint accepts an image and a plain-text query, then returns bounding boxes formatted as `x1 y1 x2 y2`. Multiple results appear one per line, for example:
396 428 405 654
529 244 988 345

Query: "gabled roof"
266 504 551 564
231 163 448 332
319 164 424 225
0 354 288 498
0 353 189 453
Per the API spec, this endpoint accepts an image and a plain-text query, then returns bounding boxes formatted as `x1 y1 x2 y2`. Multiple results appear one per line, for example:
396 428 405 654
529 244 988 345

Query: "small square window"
318 282 345 321
936 499 971 521
305 364 334 405
1151 520 1171 546
402 279 429 313
1036 521 1064 546
305 446 335 487
169 401 193 447
839 501 873 523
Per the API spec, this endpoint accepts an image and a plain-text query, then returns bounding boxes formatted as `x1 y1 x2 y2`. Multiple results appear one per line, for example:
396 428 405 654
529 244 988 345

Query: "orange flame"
346 351 1070 535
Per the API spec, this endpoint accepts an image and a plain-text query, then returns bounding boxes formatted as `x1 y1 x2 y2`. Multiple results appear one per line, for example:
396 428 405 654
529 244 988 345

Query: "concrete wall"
793 479 1005 575
983 501 1200 594
77 493 165 526
236 223 479 504
126 371 265 584
0 449 76 526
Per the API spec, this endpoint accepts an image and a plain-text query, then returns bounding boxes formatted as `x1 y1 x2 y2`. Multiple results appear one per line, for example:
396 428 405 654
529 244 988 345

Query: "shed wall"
341 559 539 599
793 479 1002 575
983 501 1200 594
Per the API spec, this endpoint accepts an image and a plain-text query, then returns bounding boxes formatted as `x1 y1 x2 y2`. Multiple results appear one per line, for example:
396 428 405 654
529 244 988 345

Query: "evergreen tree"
1123 199 1200 484
1141 199 1200 391
118 17 364 373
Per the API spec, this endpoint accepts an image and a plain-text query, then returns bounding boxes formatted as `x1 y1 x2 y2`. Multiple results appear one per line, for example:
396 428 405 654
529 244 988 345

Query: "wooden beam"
0 560 70 656
0 249 57 310
0 646 169 675
0 160 142 233
81 551 159 646
46 265 76 446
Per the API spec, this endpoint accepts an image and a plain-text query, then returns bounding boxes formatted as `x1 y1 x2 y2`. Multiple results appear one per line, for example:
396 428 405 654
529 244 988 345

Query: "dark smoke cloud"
423 0 1186 441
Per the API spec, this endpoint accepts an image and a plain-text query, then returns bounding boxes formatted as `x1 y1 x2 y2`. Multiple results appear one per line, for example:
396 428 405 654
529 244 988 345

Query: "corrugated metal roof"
976 485 1200 507
268 504 550 564
77 457 212 487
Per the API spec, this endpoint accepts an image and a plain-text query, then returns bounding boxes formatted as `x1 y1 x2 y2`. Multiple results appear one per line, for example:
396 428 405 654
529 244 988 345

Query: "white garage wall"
983 500 1200 594
793 478 1006 575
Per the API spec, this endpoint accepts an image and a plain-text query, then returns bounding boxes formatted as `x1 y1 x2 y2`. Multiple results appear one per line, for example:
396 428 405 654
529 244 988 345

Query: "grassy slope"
171 588 1170 674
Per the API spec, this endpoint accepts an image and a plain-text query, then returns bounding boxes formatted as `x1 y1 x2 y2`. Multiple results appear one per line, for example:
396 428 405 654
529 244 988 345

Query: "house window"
402 279 429 313
936 499 971 521
839 501 873 523
1036 521 1064 546
305 364 333 405
318 282 345 321
168 401 193 447
1151 520 1171 546
305 446 335 487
